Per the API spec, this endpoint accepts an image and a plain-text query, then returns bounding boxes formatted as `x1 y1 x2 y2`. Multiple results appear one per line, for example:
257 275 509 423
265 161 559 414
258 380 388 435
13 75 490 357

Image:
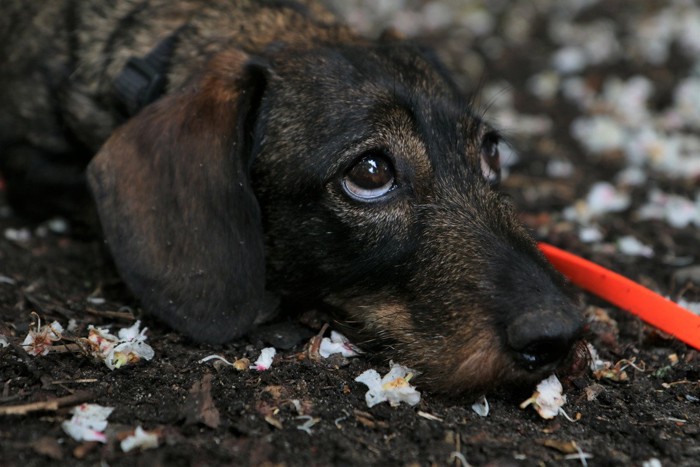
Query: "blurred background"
326 0 700 299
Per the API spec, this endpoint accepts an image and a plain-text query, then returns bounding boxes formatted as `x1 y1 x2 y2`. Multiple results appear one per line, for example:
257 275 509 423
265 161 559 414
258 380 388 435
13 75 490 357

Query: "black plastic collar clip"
113 26 186 116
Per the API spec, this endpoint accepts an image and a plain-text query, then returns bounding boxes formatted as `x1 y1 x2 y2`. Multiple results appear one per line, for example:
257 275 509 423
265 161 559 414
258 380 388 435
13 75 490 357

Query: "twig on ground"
47 343 82 354
84 308 135 320
50 379 99 385
307 323 330 360
0 390 94 416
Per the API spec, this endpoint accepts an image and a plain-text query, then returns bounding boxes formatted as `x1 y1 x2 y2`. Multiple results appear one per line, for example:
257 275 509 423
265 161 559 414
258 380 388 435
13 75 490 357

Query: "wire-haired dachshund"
0 0 582 393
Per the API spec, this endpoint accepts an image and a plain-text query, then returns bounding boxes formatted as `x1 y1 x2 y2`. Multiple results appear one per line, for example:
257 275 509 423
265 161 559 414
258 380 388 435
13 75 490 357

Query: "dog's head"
88 41 582 393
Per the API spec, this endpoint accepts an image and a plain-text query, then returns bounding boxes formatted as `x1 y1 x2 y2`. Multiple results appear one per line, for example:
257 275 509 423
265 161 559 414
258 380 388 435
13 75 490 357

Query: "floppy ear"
87 50 275 343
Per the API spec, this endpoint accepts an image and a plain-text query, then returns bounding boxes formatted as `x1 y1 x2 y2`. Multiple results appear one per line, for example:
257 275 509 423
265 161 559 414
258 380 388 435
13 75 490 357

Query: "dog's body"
0 0 352 218
0 0 582 393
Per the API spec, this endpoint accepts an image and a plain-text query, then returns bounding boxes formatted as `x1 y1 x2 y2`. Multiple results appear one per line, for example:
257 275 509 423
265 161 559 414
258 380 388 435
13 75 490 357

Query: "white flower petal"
72 403 114 425
120 426 159 452
520 375 567 419
319 331 362 358
355 362 421 408
62 403 114 443
617 235 654 258
118 320 145 341
87 326 119 355
586 343 611 372
105 340 155 370
83 322 154 370
21 320 64 356
678 298 700 315
62 421 108 443
251 347 276 371
471 395 490 417
48 321 64 338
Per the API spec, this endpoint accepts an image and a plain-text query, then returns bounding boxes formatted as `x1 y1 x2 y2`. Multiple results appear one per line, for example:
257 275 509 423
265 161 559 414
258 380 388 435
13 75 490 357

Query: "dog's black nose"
507 309 582 371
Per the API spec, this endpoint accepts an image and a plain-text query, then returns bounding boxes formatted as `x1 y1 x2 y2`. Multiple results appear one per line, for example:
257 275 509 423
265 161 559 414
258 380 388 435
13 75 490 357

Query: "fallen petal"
120 426 159 452
471 395 490 417
355 362 421 408
62 403 114 443
520 375 566 419
319 331 362 358
251 347 276 371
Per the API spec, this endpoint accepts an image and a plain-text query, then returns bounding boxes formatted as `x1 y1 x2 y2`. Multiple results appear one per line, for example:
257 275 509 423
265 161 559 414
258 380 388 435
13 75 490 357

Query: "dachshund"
0 0 583 393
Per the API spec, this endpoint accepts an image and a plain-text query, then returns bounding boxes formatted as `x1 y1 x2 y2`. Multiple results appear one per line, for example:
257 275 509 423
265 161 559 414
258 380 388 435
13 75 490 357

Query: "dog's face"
255 44 582 392
88 43 582 393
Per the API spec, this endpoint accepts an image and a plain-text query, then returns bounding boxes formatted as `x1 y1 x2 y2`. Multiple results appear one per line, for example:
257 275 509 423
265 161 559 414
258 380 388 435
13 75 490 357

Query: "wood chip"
417 410 443 422
32 436 63 460
72 441 98 459
264 415 283 429
584 383 605 401
540 439 580 454
353 409 388 429
183 374 220 429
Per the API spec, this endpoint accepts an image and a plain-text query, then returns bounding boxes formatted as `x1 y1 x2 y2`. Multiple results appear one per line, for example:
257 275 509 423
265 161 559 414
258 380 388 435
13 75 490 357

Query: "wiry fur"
0 0 583 393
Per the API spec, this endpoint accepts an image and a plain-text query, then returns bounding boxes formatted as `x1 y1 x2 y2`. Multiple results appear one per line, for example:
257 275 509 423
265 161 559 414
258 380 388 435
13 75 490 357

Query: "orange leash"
539 242 700 351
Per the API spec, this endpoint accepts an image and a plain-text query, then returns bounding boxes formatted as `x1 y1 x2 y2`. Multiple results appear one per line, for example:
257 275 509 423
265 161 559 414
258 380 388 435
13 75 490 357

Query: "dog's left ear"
87 50 275 343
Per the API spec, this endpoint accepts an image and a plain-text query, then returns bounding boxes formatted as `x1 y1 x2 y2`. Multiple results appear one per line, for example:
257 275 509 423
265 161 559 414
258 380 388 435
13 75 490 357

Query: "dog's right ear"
87 50 274 344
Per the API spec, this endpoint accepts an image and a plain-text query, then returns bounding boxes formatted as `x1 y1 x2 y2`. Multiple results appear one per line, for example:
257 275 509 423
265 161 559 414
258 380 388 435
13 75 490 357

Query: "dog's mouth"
514 337 590 385
318 294 584 393
438 343 581 395
422 317 583 393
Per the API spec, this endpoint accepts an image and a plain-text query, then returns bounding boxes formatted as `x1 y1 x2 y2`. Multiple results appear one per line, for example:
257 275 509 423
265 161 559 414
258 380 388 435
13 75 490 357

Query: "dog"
0 0 583 393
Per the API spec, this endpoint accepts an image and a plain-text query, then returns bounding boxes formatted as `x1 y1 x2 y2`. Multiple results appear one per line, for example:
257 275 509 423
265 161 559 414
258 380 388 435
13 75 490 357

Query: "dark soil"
1 2 699 466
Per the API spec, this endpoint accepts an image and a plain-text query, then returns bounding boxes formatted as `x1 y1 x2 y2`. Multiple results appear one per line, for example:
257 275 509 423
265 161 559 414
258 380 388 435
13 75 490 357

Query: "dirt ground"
1 1 700 466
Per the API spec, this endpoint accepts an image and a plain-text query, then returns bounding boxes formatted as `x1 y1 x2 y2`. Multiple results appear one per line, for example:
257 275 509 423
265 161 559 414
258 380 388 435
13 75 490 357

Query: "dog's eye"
343 152 395 200
480 132 501 187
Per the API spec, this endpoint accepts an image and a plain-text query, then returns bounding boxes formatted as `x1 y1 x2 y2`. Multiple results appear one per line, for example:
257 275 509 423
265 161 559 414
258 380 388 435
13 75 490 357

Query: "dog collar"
113 26 187 116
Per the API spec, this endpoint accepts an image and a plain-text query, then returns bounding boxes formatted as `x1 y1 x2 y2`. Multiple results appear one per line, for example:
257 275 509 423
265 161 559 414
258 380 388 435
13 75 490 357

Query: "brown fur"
0 0 583 393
